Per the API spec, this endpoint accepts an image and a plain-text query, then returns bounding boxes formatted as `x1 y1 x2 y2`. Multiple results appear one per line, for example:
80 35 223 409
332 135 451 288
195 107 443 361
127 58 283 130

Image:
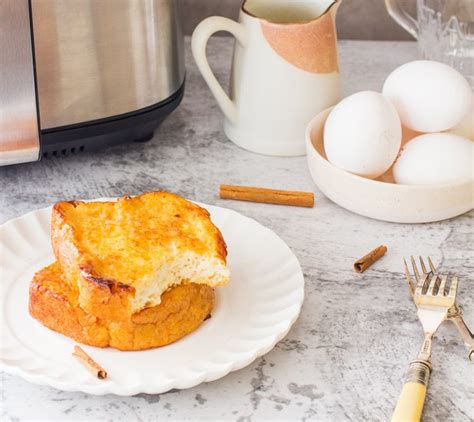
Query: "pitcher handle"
192 17 248 123
385 0 418 39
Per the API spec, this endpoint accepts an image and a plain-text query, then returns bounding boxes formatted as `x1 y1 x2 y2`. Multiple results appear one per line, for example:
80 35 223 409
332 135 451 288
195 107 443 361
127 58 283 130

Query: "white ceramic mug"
192 0 342 156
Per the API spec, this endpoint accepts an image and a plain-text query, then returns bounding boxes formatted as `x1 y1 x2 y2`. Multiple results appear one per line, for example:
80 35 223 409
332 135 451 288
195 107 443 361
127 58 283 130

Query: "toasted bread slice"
29 262 215 350
51 192 229 320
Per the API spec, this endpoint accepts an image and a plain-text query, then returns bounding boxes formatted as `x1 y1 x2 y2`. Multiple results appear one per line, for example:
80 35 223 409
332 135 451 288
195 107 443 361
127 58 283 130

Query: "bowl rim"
305 107 473 190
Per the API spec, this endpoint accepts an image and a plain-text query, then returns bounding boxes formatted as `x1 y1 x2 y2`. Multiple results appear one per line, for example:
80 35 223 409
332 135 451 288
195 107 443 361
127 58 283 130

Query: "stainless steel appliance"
0 0 185 166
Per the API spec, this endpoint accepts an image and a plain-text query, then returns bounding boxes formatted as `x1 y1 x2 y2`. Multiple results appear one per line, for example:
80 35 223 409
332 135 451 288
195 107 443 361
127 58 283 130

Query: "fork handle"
392 360 431 422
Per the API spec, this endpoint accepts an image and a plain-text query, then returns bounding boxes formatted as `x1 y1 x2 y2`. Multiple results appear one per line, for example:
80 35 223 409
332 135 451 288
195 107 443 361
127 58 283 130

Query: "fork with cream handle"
391 265 459 422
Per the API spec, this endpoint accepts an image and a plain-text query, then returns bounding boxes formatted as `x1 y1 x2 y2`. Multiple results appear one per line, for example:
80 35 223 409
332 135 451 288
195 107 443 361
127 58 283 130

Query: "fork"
405 256 473 361
392 270 459 422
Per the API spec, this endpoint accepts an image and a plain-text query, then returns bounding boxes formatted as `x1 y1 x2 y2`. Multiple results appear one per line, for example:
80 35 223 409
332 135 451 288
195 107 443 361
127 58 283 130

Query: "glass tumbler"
385 0 474 86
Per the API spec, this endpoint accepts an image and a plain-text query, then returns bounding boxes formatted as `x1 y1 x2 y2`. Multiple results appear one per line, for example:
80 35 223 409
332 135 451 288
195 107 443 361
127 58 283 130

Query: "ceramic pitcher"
192 0 342 156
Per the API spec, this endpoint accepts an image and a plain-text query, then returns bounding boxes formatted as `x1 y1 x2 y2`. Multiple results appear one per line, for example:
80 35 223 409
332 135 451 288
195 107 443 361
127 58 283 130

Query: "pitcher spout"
320 0 342 22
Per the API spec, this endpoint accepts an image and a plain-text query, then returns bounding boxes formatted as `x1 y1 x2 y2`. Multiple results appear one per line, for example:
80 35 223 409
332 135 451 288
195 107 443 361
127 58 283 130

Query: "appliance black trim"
39 80 185 158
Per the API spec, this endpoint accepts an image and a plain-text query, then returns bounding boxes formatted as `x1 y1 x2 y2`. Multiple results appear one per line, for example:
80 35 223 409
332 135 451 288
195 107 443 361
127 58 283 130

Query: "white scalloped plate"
0 200 304 395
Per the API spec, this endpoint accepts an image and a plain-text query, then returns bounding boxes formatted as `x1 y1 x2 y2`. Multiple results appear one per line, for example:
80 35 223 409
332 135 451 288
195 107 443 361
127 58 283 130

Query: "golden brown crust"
29 263 215 351
50 192 228 321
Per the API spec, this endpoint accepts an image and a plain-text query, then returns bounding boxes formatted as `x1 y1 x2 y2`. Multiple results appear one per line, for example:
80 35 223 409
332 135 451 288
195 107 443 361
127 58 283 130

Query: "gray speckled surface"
1 38 473 422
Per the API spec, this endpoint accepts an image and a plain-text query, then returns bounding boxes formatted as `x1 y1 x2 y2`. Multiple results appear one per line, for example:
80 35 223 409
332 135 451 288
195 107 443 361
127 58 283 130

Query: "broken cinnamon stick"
220 184 314 208
354 245 387 273
73 345 107 379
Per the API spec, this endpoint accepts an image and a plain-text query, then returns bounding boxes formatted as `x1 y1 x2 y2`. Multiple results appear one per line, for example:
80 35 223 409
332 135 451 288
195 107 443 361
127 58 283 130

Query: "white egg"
383 60 471 133
393 133 473 185
447 93 474 141
324 91 401 179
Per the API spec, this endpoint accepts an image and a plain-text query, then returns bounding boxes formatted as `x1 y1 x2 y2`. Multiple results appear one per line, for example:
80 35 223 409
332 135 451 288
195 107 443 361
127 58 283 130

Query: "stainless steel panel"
0 0 40 165
31 0 185 129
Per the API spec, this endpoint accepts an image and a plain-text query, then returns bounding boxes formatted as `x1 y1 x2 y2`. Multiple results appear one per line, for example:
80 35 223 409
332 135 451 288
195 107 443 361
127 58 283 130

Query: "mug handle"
192 17 248 123
384 0 418 39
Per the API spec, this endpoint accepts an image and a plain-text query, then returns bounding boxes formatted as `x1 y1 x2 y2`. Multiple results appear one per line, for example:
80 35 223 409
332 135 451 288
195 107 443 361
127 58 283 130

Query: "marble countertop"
1 38 473 422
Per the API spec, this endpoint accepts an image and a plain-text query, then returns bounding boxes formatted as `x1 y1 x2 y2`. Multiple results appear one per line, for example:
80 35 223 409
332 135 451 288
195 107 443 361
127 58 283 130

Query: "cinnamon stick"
220 184 314 208
73 345 107 379
354 245 387 273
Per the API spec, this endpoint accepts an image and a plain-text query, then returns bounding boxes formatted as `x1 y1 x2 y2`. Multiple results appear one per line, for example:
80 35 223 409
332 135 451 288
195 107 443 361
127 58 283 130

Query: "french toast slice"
29 262 215 350
51 192 229 321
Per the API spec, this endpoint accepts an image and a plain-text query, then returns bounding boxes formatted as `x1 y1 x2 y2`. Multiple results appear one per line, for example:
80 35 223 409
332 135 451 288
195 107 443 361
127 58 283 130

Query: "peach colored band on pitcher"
260 10 339 74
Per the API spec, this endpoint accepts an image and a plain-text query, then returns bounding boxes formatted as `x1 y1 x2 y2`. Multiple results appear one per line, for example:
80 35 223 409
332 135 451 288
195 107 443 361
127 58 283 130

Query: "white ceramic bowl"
305 108 474 223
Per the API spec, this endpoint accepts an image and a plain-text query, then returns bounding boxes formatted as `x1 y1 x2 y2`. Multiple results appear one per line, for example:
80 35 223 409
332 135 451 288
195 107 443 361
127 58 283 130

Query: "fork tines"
404 256 438 296
403 258 416 295
404 256 459 307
